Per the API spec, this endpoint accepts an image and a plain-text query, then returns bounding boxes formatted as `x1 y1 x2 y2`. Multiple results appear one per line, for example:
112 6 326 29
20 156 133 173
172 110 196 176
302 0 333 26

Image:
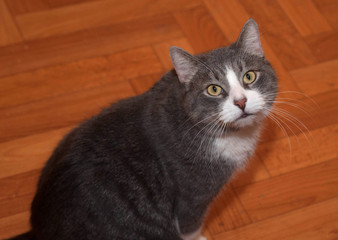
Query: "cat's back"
30 92 178 240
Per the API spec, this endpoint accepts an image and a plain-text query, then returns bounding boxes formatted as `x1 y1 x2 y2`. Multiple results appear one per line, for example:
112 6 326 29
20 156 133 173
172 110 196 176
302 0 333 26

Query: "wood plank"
260 89 338 142
278 0 331 37
258 124 338 176
0 14 182 78
0 127 71 179
203 0 250 42
0 211 30 239
0 193 34 219
214 187 252 231
213 198 338 240
231 155 270 188
0 0 22 47
205 187 252 235
0 171 39 220
235 159 338 221
204 202 226 235
0 170 39 201
305 31 338 62
5 0 49 15
47 0 101 8
0 81 135 143
0 46 163 109
153 38 194 70
290 59 338 96
174 5 229 53
15 0 200 40
260 37 301 96
313 0 338 30
239 0 317 70
129 74 164 95
202 229 214 240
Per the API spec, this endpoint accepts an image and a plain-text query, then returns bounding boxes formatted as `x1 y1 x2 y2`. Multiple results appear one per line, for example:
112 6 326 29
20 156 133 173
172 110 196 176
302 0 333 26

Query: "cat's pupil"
246 73 250 80
213 86 217 92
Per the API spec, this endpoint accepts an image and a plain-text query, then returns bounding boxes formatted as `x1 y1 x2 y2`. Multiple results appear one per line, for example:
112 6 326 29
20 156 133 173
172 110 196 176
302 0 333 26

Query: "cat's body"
8 19 277 240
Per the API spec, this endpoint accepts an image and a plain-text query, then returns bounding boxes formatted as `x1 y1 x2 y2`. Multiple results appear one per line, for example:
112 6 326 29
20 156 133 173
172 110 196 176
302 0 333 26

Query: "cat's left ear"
236 19 264 57
170 46 199 84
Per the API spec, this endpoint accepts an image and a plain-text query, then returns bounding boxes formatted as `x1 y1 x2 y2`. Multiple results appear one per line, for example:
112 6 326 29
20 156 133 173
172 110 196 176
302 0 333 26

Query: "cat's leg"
180 226 207 240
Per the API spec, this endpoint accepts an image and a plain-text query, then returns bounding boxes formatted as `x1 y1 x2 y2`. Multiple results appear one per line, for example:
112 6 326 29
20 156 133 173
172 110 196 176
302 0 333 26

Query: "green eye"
243 71 256 84
207 85 223 96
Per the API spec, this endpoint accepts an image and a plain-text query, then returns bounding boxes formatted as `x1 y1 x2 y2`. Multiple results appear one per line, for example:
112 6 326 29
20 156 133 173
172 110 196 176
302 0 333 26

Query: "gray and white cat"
8 19 277 240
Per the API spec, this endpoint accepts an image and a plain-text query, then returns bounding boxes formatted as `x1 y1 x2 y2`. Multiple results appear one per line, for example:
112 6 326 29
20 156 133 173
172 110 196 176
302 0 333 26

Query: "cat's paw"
197 236 207 240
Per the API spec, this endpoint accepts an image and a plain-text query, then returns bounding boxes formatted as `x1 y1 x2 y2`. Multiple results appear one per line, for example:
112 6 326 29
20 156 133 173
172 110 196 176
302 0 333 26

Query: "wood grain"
291 59 338 96
305 31 338 62
47 0 101 8
278 0 332 37
5 0 49 15
0 81 134 142
0 127 71 178
203 0 249 42
0 0 22 47
153 37 194 70
0 14 182 78
313 0 338 30
240 0 318 70
1 0 337 239
129 74 164 95
213 198 338 240
174 5 229 53
0 211 30 239
260 89 338 142
205 186 252 235
230 155 270 188
235 159 338 221
15 0 200 40
0 46 162 109
258 123 338 176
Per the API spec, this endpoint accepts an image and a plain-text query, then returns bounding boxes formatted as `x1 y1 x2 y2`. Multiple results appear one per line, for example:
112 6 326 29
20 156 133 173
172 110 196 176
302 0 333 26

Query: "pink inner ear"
253 40 262 55
176 65 189 83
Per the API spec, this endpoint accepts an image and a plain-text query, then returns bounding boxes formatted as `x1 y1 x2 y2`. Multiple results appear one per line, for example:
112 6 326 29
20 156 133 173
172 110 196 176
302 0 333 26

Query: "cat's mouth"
230 112 257 129
238 112 253 119
215 111 260 134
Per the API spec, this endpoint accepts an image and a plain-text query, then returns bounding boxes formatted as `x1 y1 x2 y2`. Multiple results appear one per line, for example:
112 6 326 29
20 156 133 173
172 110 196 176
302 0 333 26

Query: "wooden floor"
0 0 337 239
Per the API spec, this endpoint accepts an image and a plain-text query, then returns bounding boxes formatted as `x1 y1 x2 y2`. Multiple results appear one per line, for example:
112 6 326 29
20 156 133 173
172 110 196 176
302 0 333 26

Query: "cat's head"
170 19 277 130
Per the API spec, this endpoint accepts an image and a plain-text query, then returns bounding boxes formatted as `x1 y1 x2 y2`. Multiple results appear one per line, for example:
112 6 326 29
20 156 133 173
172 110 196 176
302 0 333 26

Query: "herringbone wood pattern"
0 0 337 239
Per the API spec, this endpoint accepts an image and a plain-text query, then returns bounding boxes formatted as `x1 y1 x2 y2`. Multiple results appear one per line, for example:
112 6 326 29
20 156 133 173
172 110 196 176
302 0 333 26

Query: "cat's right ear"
169 47 198 84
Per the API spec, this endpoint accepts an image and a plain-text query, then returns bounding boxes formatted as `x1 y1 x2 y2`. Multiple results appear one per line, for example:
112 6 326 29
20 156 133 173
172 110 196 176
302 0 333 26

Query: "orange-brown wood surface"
0 0 337 239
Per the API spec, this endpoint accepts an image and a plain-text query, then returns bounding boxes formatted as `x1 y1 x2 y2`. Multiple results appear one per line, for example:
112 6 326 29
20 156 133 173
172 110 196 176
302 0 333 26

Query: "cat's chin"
231 112 264 129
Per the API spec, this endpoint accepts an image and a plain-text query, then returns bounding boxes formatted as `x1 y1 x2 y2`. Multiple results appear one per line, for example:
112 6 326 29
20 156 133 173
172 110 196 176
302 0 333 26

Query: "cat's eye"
243 71 256 84
207 85 223 96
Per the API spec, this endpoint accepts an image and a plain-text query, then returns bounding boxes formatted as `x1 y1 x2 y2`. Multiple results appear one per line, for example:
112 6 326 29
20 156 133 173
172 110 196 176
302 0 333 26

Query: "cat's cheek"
244 90 265 115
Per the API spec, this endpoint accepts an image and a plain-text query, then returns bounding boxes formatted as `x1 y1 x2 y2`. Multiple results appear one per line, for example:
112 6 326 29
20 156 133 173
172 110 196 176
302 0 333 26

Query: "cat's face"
170 19 277 131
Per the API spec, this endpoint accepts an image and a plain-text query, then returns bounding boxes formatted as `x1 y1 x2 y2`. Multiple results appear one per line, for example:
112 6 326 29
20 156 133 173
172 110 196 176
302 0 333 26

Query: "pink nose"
234 97 247 110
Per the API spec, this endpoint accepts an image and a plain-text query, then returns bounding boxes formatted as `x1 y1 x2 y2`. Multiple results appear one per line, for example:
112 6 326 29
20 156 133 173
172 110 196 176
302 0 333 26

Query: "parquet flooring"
0 0 337 239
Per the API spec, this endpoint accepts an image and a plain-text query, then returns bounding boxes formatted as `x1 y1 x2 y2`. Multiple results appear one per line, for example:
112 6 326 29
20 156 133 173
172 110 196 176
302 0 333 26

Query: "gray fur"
8 19 277 240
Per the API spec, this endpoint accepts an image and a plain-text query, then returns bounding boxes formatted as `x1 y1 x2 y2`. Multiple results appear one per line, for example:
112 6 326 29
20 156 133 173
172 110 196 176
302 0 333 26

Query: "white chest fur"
214 126 261 168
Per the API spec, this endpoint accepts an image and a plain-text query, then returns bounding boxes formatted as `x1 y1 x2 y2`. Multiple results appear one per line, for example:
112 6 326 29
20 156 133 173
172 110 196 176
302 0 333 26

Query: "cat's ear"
169 47 198 84
236 19 264 57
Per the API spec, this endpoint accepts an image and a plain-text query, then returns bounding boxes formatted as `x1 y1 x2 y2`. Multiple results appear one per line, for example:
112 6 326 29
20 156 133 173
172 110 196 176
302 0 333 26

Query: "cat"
7 19 277 240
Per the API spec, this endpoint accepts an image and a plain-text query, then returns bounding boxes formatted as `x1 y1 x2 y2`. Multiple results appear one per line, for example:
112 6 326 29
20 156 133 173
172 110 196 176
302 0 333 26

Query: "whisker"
265 100 315 119
270 107 313 146
267 112 293 162
181 112 220 141
264 91 319 108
